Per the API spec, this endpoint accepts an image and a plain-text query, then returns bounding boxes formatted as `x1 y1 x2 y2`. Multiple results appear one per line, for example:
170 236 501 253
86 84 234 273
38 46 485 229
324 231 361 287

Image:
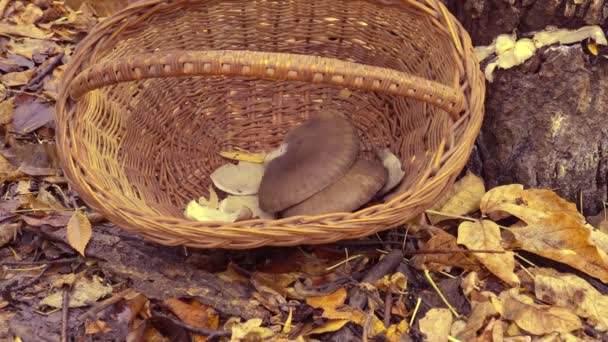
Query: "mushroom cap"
258 111 360 213
279 157 388 218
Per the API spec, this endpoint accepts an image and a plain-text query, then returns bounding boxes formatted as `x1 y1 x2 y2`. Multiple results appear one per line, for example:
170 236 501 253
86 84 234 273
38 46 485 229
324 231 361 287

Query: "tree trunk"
448 1 608 215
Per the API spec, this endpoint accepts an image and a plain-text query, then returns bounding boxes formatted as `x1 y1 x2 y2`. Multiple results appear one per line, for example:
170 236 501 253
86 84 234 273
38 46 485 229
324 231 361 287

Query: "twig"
153 314 232 340
61 287 70 342
9 265 50 292
0 0 10 18
383 290 392 328
349 249 403 310
77 289 136 321
23 52 65 90
0 257 79 267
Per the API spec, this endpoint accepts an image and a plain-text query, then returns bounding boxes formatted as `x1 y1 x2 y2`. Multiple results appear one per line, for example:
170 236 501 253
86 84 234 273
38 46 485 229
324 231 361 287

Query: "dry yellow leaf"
374 272 407 292
428 171 485 224
509 213 608 282
39 275 112 308
531 268 608 331
85 319 111 334
0 23 49 39
210 161 264 195
419 308 453 342
0 154 23 183
219 150 267 164
229 318 274 342
536 332 587 342
0 69 35 87
480 184 584 223
480 185 608 282
457 220 520 287
67 210 92 256
385 320 409 342
500 288 582 335
456 298 502 341
306 287 385 336
0 98 14 125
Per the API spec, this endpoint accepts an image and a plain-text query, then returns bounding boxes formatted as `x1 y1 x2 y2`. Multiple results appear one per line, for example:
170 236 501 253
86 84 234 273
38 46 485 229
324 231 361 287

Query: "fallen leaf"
0 222 20 247
456 292 503 341
220 150 267 164
374 272 407 293
2 142 60 176
0 154 23 182
481 185 608 282
306 287 386 336
480 184 583 223
531 268 608 331
500 288 582 335
219 195 275 220
12 101 55 134
65 0 130 17
85 319 111 334
0 98 14 125
457 220 520 287
164 298 219 342
9 38 61 60
229 318 274 342
410 231 480 271
0 23 49 39
14 3 44 25
376 148 405 195
428 171 485 224
66 210 92 256
306 319 350 335
21 211 72 227
184 199 251 222
39 275 112 308
210 161 264 196
0 69 35 87
419 308 453 342
386 320 409 342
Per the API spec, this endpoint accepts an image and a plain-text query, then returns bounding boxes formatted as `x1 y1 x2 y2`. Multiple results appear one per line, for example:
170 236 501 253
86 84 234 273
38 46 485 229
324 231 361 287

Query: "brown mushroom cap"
258 111 360 213
279 157 388 218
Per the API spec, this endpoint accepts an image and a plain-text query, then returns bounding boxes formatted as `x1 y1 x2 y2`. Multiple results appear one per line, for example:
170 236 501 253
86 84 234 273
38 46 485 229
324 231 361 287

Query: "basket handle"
69 50 465 116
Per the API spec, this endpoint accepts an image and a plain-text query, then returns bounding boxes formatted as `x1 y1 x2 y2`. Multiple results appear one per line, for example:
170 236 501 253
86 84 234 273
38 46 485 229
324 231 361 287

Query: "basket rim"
54 0 486 249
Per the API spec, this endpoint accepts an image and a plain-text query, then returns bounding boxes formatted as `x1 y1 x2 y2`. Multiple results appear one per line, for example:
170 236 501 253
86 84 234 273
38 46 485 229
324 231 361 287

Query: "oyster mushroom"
258 110 360 213
280 157 388 217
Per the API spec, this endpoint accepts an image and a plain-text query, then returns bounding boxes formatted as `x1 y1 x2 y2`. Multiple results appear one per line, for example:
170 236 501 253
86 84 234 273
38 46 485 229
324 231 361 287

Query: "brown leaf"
410 231 480 271
0 55 34 73
419 308 453 342
66 210 92 256
22 211 72 227
500 288 582 335
457 220 520 287
2 143 59 176
13 100 54 134
531 268 608 332
164 298 219 342
0 69 35 87
0 23 49 39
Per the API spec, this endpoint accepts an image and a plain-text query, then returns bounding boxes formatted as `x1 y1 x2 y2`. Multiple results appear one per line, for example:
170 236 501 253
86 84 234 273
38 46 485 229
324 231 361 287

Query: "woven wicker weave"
56 0 485 249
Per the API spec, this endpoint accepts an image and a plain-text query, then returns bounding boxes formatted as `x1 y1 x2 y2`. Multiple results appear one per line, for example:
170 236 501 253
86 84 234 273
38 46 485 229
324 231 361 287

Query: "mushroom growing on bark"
258 110 360 213
279 157 388 217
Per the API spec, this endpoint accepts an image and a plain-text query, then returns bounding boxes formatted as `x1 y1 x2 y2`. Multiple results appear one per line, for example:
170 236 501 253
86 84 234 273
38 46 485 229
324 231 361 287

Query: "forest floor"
1 1 608 342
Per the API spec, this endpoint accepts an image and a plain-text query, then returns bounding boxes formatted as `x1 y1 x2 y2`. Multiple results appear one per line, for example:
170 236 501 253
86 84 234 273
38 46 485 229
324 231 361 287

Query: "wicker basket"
56 0 485 249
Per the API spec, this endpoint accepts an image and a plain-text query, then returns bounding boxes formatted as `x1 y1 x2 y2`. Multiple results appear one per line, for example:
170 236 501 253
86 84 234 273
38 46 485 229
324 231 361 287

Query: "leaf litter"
0 1 608 341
